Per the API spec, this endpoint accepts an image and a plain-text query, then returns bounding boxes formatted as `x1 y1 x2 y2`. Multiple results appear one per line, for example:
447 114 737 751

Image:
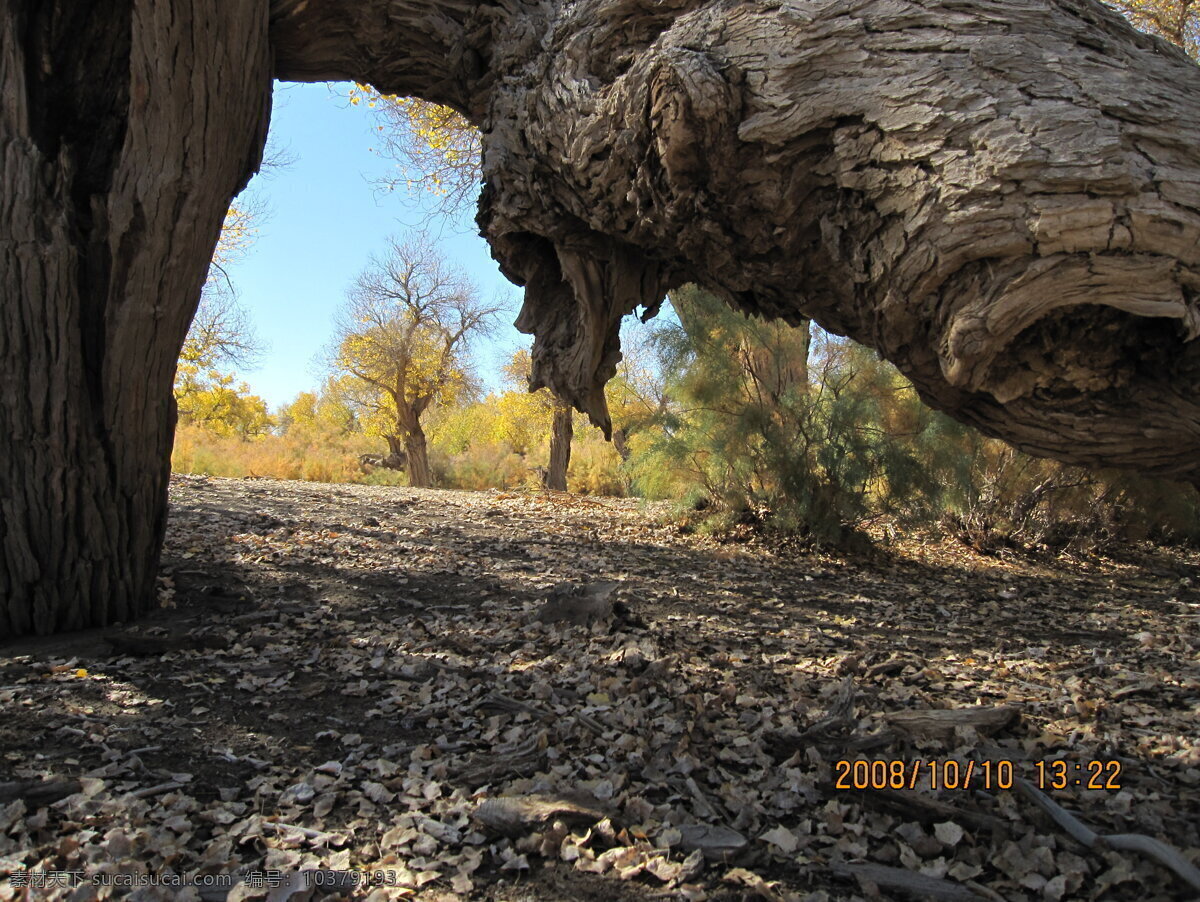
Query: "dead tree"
4 0 1200 634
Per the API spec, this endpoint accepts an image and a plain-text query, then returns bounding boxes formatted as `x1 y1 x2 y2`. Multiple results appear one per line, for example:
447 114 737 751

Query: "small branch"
831 862 985 900
128 781 187 799
831 784 1007 835
125 745 163 757
1012 776 1200 893
260 820 343 844
963 880 1007 902
0 779 81 807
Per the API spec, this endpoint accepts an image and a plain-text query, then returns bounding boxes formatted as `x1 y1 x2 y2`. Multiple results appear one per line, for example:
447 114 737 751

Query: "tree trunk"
403 428 434 488
612 427 630 463
793 321 811 398
546 402 573 491
381 434 410 470
0 1 271 637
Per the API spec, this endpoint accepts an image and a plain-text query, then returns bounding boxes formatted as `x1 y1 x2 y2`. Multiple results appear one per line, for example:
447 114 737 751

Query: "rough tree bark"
275 0 1200 482
487 0 1200 480
612 428 631 463
403 428 435 488
391 406 434 487
0 2 271 636
546 402 574 491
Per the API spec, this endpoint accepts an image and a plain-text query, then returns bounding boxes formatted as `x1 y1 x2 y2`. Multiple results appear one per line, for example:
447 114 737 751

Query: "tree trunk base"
0 1 272 637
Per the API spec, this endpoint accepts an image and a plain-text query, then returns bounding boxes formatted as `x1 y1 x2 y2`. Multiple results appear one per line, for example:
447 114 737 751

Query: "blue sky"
220 81 527 410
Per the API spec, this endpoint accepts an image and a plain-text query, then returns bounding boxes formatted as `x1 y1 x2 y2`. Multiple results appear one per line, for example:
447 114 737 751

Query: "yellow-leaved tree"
175 141 296 438
604 323 673 462
277 380 360 440
174 202 272 436
330 234 502 487
352 86 482 219
497 349 575 490
353 85 672 490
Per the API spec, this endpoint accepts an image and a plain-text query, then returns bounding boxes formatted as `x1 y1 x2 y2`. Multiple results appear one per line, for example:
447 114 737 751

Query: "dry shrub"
940 446 1200 554
172 424 379 484
173 421 630 495
431 445 529 491
568 435 627 496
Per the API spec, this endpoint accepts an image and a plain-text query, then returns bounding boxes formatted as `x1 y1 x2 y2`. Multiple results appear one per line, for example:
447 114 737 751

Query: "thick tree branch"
272 0 1200 480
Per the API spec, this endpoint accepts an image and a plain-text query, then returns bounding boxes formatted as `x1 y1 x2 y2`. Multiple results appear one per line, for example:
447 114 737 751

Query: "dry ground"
1 475 1198 901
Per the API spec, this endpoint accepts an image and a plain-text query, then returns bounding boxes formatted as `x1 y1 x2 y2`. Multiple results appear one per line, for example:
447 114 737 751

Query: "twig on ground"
1012 775 1200 893
0 779 81 807
127 781 186 799
260 820 344 845
831 862 985 900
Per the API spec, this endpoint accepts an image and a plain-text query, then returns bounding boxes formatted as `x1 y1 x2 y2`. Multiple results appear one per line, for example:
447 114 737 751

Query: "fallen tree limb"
473 794 609 837
127 781 187 799
831 862 984 900
828 783 1008 836
885 706 1019 743
0 779 81 807
104 632 229 657
1012 775 1200 893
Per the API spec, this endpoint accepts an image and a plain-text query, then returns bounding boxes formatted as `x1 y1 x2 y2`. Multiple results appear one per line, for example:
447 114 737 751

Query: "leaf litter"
0 474 1197 900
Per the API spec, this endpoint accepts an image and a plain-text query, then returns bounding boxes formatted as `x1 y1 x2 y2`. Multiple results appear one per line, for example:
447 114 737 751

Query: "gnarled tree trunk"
0 1 271 636
478 0 1200 481
380 435 410 470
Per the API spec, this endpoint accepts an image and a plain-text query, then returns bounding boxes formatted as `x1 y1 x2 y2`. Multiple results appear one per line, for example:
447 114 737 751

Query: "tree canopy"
352 85 482 219
1106 0 1199 56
